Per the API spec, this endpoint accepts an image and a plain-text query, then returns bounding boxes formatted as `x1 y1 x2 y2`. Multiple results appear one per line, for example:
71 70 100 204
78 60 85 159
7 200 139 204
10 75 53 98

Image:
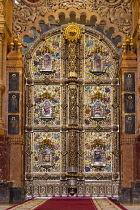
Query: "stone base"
10 187 24 204
120 187 133 203
120 183 140 203
0 182 13 204
132 182 140 203
0 183 24 204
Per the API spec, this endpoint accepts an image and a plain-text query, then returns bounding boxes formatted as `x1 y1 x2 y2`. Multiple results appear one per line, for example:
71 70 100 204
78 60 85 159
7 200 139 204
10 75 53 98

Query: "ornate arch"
13 0 132 45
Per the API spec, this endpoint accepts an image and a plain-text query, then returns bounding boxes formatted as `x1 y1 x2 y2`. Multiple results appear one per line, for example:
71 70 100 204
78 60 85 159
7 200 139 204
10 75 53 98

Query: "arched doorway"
24 24 120 197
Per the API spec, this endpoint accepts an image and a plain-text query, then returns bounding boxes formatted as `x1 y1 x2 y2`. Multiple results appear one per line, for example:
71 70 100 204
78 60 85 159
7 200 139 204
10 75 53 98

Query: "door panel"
25 25 120 197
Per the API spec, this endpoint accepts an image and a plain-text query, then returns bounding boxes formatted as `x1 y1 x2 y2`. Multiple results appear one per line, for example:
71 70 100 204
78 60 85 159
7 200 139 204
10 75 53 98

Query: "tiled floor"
0 204 14 210
0 202 140 210
122 204 140 210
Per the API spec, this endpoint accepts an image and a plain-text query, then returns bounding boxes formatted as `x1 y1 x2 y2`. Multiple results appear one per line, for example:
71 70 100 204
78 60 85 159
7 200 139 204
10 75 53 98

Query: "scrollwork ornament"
21 0 45 7
103 0 123 6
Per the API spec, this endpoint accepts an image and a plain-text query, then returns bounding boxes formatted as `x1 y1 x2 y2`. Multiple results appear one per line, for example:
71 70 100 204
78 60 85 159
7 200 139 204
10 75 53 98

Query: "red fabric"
35 197 98 210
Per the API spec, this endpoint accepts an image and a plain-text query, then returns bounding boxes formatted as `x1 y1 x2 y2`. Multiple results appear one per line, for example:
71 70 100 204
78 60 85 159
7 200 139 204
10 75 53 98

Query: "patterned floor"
0 198 140 210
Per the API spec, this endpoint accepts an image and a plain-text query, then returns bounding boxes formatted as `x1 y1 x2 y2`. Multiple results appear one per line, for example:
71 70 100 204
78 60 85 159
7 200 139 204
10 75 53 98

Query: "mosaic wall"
33 85 60 126
32 132 61 173
84 34 116 80
31 34 61 79
84 86 113 127
83 34 118 174
84 132 112 173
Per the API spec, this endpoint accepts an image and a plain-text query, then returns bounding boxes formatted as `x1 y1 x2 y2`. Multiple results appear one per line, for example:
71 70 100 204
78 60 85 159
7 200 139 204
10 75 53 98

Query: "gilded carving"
63 23 82 42
13 0 132 39
24 26 120 196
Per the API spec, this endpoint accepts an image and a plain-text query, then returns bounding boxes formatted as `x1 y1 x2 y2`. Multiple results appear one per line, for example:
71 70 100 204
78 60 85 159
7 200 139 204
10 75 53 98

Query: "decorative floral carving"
13 0 132 37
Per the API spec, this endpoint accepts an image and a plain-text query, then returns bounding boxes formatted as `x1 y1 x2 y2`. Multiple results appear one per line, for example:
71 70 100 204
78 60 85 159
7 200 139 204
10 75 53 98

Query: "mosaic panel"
8 115 19 134
32 132 61 173
9 72 19 91
124 72 135 92
125 115 135 134
31 34 61 79
34 85 60 126
8 93 19 113
85 34 116 80
84 132 112 173
84 86 113 127
124 94 135 113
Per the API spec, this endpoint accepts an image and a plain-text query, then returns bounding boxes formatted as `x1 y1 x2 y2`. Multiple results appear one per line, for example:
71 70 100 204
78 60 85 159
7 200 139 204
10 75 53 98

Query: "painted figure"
11 95 18 112
91 147 106 167
91 99 106 120
39 53 54 73
43 101 51 115
40 99 55 119
126 95 134 112
9 73 19 91
126 74 133 91
42 150 50 162
125 115 135 134
8 116 19 134
94 54 101 71
44 55 51 69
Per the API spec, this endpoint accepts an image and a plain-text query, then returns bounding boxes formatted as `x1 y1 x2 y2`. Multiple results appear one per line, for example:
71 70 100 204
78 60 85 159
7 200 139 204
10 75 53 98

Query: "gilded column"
63 23 82 195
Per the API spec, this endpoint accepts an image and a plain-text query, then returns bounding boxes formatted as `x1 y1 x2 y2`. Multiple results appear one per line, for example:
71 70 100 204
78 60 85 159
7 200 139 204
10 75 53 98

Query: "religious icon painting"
90 99 106 121
125 115 135 134
40 99 55 120
39 138 55 169
39 147 54 169
91 147 106 167
8 115 19 134
90 53 106 74
9 73 19 91
124 73 135 92
124 94 135 113
39 53 55 73
8 93 19 113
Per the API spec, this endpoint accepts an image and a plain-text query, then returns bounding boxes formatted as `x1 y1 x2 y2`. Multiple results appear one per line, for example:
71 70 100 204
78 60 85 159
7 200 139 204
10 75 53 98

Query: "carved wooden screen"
25 25 120 197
